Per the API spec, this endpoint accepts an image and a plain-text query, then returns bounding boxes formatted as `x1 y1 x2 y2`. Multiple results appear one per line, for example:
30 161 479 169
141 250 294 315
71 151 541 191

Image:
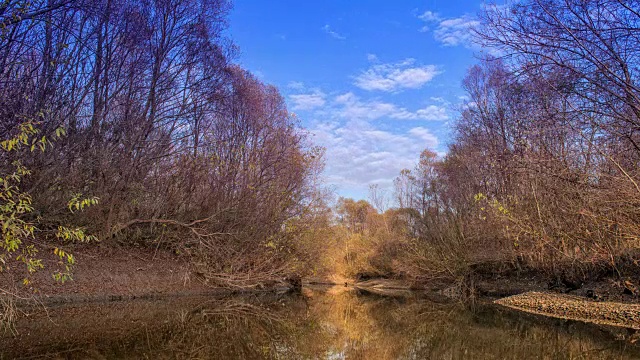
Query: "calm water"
2 286 639 359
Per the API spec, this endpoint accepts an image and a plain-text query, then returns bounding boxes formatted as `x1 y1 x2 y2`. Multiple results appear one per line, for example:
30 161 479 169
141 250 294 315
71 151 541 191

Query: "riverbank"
471 266 640 304
1 245 293 306
345 268 640 332
346 274 639 304
3 245 639 334
496 291 640 330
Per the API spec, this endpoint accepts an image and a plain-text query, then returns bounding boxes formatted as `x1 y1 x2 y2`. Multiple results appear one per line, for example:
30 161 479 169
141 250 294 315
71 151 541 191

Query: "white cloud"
289 90 326 111
298 87 446 198
366 53 378 62
322 24 346 40
287 81 305 91
416 105 449 121
462 101 478 110
334 92 448 121
418 11 480 47
435 15 480 47
409 126 439 145
418 10 441 22
353 58 441 92
310 119 440 196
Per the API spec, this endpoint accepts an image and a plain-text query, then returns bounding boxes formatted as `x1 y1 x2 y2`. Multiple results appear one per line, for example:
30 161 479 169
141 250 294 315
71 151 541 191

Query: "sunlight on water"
2 286 639 359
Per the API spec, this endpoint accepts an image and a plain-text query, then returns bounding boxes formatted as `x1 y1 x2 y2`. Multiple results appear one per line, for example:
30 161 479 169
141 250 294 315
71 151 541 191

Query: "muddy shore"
0 245 293 306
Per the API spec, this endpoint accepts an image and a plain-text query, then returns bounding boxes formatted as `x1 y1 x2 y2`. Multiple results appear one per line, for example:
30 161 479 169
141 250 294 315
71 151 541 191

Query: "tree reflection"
2 288 639 359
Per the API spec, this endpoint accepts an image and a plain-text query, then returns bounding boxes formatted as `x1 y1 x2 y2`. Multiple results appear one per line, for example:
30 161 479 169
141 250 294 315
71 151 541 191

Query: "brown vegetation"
325 0 640 294
0 0 327 303
3 0 640 338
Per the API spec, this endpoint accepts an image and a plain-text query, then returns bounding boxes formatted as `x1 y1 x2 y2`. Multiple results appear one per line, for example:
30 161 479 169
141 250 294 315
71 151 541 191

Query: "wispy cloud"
322 24 346 40
289 90 326 111
334 92 448 121
408 126 439 144
353 58 441 92
287 81 305 91
418 10 441 22
418 11 480 47
289 90 446 195
414 105 449 121
310 119 439 194
435 15 480 47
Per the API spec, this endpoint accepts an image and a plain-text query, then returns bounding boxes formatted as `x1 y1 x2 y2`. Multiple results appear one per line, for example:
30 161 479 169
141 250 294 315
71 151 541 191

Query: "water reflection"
1 286 639 359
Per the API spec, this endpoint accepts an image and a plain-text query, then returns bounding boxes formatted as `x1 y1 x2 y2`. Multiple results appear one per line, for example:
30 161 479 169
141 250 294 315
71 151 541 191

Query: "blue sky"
229 1 494 200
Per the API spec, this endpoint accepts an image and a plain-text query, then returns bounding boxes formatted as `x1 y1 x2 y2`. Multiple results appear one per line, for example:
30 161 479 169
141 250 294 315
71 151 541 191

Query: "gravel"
495 291 640 329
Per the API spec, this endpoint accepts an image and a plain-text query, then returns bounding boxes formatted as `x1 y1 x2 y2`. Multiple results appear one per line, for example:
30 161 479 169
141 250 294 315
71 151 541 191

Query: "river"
2 285 639 359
